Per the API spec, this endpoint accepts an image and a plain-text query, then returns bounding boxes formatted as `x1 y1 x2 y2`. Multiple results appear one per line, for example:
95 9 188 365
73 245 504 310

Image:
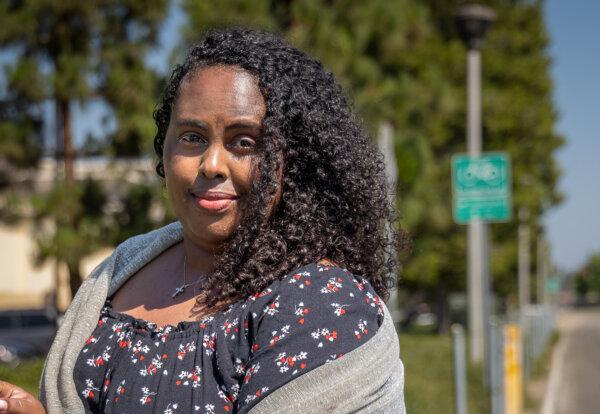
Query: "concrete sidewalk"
542 307 600 414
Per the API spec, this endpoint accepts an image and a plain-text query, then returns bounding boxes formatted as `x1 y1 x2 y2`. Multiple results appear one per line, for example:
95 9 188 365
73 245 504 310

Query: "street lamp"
455 4 496 364
456 5 497 50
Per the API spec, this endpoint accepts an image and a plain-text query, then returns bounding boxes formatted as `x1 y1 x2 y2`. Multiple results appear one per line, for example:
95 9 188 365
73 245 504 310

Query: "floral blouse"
73 262 384 413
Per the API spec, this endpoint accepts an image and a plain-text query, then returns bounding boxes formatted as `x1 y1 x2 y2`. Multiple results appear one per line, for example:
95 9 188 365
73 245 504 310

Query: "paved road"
544 307 600 414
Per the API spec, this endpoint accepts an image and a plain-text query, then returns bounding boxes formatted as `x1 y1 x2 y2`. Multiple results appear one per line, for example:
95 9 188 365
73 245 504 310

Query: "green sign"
546 277 560 294
452 152 512 223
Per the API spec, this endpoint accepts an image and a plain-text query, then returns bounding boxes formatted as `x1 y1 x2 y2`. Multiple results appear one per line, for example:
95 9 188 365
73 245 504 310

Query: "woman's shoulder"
280 260 383 309
235 260 385 410
247 259 385 335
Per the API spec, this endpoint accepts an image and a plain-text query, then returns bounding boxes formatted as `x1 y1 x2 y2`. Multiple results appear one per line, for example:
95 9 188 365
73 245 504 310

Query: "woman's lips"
191 191 238 212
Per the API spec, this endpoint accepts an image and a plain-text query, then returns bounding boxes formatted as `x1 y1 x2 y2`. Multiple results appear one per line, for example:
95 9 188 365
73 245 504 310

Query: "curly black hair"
153 28 403 308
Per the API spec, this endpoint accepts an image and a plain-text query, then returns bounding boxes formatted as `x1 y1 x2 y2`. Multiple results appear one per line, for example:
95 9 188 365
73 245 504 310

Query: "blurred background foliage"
0 0 563 331
572 253 600 301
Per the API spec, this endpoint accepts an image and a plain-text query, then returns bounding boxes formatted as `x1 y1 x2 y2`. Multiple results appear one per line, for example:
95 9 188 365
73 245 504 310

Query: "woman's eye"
180 132 206 144
236 136 256 149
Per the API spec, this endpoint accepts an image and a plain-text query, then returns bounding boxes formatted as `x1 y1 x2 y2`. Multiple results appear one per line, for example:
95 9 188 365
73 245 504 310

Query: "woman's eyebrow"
175 119 261 131
176 118 209 129
224 121 262 131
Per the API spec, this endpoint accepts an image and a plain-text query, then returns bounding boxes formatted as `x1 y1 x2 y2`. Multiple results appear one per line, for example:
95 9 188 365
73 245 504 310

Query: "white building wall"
0 222 112 310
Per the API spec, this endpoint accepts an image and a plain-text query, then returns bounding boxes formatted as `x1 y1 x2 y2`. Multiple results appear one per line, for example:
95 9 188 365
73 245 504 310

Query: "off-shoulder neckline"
99 262 351 337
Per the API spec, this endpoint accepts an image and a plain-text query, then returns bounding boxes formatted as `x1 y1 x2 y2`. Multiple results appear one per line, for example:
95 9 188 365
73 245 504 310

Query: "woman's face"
163 65 268 252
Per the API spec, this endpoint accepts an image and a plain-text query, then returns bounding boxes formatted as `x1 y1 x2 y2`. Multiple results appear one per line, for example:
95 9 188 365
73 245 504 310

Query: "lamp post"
378 121 402 324
518 207 531 310
537 229 548 305
456 4 496 364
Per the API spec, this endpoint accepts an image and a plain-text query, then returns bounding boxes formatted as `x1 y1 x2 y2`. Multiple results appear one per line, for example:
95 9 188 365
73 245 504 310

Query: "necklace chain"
171 255 204 299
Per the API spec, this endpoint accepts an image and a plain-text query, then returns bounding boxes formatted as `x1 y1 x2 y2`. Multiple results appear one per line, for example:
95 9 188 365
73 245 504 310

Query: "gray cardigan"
39 222 405 413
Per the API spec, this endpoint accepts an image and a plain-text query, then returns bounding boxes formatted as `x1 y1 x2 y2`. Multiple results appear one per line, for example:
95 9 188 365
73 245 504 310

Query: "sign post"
452 153 512 223
452 151 512 378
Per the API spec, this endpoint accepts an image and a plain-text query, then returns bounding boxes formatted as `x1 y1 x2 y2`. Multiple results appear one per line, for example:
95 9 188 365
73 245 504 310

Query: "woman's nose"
199 142 228 179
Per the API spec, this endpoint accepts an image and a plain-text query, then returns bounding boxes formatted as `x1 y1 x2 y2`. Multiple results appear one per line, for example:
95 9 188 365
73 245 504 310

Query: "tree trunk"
56 98 78 299
68 260 83 299
56 99 74 184
435 288 450 334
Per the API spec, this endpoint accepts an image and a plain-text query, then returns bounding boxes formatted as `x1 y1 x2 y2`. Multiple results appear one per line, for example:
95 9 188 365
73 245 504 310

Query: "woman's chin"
182 215 239 247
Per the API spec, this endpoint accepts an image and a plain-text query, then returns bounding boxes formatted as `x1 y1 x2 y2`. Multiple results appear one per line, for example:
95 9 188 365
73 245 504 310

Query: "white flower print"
234 357 246 375
157 326 173 343
140 386 156 405
354 319 369 339
320 276 343 293
81 378 100 399
244 387 269 404
176 365 202 388
76 263 384 412
202 404 215 414
97 316 107 327
220 318 239 339
326 353 345 363
109 322 125 339
268 325 290 347
115 329 131 349
311 327 338 347
331 302 350 316
275 351 308 374
288 271 312 289
217 383 237 406
86 345 111 367
243 362 260 384
102 373 111 392
198 315 214 329
203 332 216 356
317 263 331 271
114 379 126 402
139 354 165 377
130 339 150 364
294 302 310 325
354 278 365 291
230 383 240 402
176 341 197 360
262 295 280 316
365 291 384 316
85 334 98 346
164 402 179 414
250 287 273 301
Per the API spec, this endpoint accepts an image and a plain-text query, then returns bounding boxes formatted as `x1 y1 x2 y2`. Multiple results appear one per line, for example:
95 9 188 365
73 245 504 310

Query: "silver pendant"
172 285 186 298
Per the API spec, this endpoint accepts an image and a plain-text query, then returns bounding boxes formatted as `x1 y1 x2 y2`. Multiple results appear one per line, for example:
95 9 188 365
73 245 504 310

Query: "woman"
0 28 404 413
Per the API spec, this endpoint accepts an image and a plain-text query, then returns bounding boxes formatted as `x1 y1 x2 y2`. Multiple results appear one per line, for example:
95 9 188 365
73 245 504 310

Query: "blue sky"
544 0 600 271
1 1 597 272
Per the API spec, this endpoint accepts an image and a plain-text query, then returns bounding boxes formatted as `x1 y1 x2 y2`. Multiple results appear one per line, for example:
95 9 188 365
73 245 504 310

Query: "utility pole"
537 231 548 304
378 121 401 324
456 4 496 363
518 207 531 310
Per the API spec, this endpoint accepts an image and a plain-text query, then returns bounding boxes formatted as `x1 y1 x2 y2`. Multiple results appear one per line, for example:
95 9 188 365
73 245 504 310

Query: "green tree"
575 253 600 299
0 0 168 298
400 0 564 326
181 0 563 330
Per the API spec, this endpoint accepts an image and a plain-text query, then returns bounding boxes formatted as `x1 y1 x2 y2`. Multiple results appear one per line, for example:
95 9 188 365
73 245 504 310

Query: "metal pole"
537 232 544 304
490 317 504 414
453 324 468 414
518 207 531 311
467 50 482 156
467 47 486 363
378 121 401 324
483 224 492 388
543 246 551 305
